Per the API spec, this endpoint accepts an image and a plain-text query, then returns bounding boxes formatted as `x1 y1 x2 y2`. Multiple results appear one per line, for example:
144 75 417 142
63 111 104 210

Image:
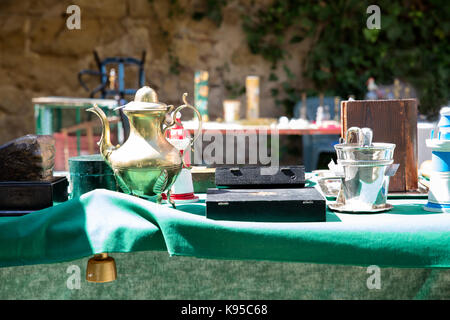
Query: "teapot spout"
87 105 116 158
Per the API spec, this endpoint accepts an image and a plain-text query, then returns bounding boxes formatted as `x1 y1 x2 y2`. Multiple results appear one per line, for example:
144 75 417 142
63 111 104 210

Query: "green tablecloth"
1 189 449 269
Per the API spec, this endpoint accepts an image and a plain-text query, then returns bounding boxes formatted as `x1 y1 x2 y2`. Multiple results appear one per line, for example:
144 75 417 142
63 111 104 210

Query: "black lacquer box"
206 187 326 222
0 176 68 216
215 166 305 188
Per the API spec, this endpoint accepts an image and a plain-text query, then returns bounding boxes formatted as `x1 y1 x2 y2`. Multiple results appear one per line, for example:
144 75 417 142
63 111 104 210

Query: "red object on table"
164 114 198 203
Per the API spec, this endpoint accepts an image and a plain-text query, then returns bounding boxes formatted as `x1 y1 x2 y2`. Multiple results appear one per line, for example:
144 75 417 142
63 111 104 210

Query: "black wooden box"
215 166 305 188
206 187 325 222
0 176 68 216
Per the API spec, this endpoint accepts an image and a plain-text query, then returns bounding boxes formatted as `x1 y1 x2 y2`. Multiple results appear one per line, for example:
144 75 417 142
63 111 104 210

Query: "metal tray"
328 202 393 213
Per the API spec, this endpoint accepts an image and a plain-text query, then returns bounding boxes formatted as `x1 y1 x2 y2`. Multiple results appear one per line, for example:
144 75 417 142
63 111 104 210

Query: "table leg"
39 106 53 135
76 109 81 155
56 108 62 133
34 104 41 134
86 124 94 154
302 135 312 172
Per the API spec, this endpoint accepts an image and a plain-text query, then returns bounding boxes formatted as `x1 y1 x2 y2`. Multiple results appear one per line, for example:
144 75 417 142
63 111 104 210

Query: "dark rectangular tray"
206 187 325 222
0 176 68 216
215 166 305 188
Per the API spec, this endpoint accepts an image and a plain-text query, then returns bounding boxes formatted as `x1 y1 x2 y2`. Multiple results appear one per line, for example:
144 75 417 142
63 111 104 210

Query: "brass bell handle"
163 93 203 167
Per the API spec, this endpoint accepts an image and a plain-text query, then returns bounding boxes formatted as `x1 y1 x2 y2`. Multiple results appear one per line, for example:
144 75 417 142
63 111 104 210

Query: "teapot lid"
121 86 169 111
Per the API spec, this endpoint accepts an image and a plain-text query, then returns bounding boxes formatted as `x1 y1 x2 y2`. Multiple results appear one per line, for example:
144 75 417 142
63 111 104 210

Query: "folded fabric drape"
0 189 448 268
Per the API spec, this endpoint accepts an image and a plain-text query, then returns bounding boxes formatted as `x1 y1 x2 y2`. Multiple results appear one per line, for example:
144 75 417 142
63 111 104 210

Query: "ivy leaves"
242 0 313 67
241 0 450 116
156 0 449 116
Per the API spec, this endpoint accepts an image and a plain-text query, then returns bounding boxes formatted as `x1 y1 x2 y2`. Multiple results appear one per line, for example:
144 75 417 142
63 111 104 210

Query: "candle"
246 76 260 119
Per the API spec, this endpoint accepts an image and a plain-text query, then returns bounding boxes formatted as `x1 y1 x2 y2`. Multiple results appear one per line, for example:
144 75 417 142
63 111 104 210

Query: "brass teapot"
88 86 202 206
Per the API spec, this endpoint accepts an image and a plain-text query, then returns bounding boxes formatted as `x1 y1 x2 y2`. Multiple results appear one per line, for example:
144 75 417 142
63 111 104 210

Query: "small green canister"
69 154 121 198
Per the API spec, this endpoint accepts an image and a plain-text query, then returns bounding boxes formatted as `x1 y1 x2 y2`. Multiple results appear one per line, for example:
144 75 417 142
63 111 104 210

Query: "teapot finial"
135 86 158 103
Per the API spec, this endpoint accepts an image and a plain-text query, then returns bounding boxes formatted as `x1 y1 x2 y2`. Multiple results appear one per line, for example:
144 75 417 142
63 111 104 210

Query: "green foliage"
148 0 449 117
224 80 245 99
168 48 181 75
192 0 228 26
217 63 245 99
167 0 186 18
242 1 312 68
242 0 450 117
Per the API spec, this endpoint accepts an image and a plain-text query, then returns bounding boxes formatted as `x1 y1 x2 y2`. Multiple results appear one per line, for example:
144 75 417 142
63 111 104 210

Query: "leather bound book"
341 99 418 192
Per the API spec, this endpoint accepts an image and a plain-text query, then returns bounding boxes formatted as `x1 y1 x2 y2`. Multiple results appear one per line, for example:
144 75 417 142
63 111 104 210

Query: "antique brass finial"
134 86 158 103
86 253 117 283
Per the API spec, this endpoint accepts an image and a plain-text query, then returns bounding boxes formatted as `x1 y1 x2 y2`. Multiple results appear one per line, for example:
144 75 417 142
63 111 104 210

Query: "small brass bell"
86 253 117 283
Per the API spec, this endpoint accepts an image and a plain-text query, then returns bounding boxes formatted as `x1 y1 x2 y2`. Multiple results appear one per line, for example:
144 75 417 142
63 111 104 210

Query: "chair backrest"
78 51 146 100
96 51 146 99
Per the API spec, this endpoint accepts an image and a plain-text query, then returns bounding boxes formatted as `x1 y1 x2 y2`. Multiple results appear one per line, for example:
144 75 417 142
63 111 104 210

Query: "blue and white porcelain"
424 107 450 213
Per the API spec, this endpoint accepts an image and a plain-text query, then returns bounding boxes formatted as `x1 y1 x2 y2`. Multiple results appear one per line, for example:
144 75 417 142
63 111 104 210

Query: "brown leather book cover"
341 99 418 192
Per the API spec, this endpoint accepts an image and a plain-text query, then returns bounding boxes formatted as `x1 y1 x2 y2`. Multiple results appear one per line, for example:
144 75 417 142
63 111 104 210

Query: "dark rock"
0 134 55 181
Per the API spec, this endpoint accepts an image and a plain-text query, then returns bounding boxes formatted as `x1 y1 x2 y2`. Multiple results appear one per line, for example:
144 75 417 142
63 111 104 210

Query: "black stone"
0 134 55 181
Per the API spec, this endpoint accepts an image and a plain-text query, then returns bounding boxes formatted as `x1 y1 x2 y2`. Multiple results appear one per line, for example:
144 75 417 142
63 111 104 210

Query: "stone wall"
0 0 313 145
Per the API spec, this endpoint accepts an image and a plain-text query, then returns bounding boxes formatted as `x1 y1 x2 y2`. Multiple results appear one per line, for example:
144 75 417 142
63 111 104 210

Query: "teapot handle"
163 93 203 166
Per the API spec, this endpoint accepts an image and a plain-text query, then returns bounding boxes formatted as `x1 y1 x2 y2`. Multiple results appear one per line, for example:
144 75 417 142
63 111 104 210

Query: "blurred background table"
183 121 341 135
33 97 121 171
33 97 118 136
184 121 341 171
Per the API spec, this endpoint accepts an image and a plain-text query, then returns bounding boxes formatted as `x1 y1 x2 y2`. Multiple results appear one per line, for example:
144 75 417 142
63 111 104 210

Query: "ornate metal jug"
331 127 398 212
88 86 202 206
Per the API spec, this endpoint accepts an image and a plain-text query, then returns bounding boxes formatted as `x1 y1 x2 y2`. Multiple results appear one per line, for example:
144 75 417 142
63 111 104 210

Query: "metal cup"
334 143 397 211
